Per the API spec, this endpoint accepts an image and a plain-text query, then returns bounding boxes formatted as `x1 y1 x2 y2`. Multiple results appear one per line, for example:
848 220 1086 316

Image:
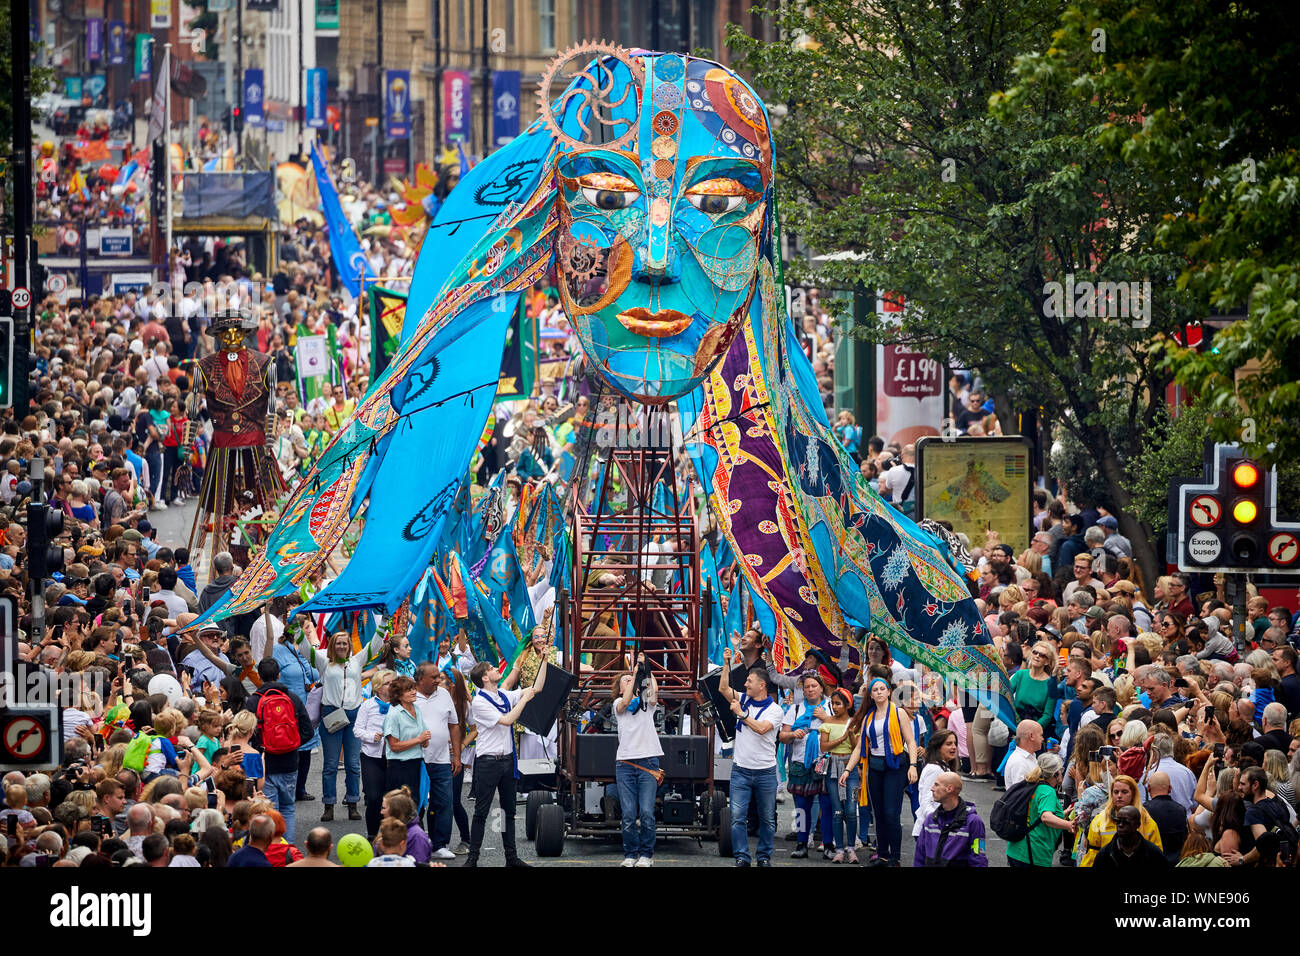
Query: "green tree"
1003 1 1300 467
730 0 1196 589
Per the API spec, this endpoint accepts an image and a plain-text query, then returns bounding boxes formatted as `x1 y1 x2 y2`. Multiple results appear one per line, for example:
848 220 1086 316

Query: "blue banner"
244 69 264 126
87 19 103 61
309 140 373 297
107 21 126 65
492 70 520 146
64 77 83 100
306 68 327 129
386 69 410 139
299 295 515 615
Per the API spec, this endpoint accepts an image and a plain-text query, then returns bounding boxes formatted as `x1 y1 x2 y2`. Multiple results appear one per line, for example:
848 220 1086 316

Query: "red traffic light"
1232 461 1260 488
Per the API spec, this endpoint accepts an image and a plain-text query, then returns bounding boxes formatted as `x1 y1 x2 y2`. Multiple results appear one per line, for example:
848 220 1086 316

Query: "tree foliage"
1004 1 1300 467
729 0 1198 588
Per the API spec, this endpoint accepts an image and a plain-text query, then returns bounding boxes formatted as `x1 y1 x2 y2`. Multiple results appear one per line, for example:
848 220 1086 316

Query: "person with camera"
720 648 784 867
613 652 662 867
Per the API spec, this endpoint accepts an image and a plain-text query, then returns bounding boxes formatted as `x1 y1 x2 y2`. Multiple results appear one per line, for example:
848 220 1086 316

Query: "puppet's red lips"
616 308 693 338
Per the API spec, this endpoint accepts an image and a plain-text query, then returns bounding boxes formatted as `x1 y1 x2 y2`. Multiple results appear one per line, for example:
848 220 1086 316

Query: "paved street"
290 771 1013 867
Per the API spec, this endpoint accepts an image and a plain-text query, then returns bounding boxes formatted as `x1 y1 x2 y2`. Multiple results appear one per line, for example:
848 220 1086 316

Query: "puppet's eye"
685 177 752 214
577 173 639 210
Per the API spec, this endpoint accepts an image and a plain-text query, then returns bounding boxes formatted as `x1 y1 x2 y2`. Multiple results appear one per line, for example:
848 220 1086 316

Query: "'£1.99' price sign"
882 346 942 399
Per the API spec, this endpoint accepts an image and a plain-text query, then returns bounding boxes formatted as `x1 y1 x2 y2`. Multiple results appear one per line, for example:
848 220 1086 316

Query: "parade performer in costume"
186 311 285 561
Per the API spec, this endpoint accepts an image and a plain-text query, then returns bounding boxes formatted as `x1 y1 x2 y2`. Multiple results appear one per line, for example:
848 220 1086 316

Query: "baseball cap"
120 529 144 544
1085 605 1107 622
1098 515 1119 529
992 543 1014 557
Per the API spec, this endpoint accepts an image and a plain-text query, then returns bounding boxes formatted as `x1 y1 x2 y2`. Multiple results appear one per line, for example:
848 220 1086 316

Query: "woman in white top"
613 653 663 867
353 670 395 840
912 730 961 838
295 627 385 822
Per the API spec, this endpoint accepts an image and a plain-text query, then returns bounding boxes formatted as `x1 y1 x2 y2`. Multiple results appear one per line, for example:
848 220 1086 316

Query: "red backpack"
256 689 302 755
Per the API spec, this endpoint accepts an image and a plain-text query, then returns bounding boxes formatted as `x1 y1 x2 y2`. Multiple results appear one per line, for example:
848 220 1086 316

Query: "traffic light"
0 316 12 409
29 237 46 298
224 104 244 133
26 501 65 582
1176 443 1300 573
1225 457 1264 564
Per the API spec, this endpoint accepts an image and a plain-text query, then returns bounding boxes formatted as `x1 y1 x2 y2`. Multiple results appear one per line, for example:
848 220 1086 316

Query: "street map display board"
916 436 1033 555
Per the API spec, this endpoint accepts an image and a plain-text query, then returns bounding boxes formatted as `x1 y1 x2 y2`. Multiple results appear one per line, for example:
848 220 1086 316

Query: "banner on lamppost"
492 70 520 146
244 69 264 126
135 34 152 80
150 0 172 29
65 77 83 100
306 68 327 129
385 69 410 139
87 19 103 61
107 21 126 65
444 70 470 143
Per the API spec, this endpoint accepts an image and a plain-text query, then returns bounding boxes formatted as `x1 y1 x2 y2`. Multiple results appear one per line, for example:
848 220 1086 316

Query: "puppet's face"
217 327 245 352
554 55 772 403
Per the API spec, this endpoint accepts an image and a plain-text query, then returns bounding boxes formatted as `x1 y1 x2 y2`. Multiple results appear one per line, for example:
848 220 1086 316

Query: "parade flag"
310 140 373 298
297 295 516 616
367 285 406 377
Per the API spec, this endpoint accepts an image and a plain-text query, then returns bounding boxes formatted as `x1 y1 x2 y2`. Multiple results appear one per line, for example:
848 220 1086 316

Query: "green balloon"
336 832 374 867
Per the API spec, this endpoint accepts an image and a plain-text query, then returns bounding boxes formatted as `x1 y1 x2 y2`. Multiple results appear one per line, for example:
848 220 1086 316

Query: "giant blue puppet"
191 43 1015 727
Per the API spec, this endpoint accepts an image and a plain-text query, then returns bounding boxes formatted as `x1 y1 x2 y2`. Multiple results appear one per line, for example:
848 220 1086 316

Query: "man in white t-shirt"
719 648 784 867
415 663 462 861
882 444 917 515
464 659 545 867
1003 720 1043 790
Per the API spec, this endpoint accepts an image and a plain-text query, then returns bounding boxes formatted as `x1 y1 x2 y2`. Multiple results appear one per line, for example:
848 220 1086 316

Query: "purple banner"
444 70 470 143
87 18 103 61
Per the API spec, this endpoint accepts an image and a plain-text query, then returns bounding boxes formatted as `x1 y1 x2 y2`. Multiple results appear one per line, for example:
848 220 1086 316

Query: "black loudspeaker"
575 734 619 778
518 662 577 736
699 670 738 742
659 735 710 780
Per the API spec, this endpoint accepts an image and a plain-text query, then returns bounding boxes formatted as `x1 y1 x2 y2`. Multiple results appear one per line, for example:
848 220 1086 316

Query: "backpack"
990 780 1042 843
256 688 302 755
121 732 159 773
1254 797 1299 866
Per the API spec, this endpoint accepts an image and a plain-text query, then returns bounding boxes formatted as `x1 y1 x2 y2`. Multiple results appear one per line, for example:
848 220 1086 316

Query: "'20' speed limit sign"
11 287 30 309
